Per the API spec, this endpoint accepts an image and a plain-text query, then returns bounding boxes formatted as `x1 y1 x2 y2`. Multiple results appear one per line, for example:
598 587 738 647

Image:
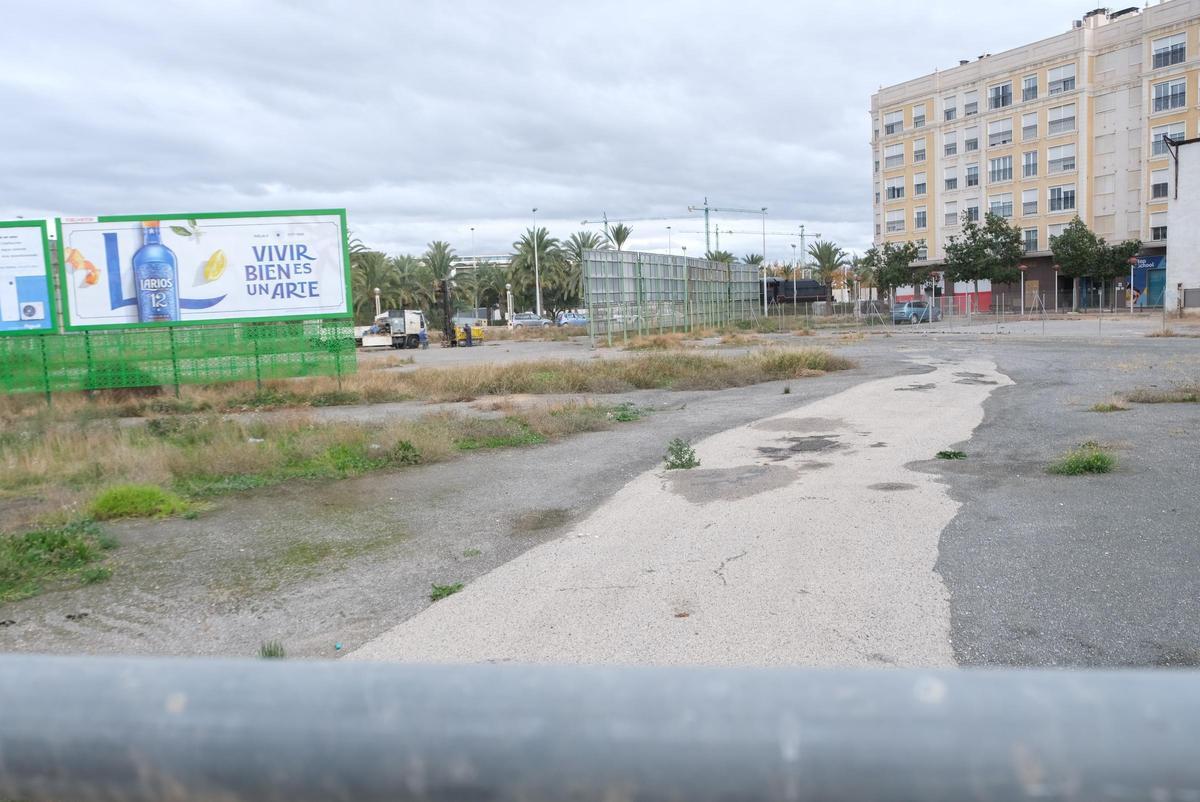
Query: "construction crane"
686 198 767 253
579 213 682 229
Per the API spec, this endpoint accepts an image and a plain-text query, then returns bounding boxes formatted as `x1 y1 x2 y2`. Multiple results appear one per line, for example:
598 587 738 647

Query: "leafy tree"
943 212 1023 303
1050 217 1100 310
807 240 848 307
861 241 923 302
742 253 764 266
705 250 736 263
605 223 632 251
510 227 563 314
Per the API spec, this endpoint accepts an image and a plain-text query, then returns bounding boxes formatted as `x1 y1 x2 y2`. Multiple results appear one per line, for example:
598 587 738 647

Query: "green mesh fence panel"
0 320 354 395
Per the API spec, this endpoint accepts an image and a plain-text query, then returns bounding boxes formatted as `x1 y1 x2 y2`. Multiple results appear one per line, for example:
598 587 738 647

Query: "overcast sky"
2 0 1092 262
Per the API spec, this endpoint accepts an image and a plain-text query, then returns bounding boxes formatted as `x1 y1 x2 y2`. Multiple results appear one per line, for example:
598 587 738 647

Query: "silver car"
511 312 552 328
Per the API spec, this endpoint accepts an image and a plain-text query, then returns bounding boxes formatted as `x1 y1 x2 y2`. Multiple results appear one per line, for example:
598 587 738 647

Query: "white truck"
360 310 427 349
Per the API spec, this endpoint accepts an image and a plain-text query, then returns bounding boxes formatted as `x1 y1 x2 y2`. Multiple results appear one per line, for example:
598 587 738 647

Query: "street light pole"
760 208 768 315
531 208 542 318
470 226 478 312
1018 264 1028 316
1128 256 1138 315
667 226 672 256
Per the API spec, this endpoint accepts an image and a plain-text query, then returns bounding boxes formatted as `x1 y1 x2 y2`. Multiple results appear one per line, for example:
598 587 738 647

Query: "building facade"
870 1 1200 309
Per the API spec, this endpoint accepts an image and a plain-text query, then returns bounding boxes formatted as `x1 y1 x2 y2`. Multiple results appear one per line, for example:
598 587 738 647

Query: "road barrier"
2 655 1198 801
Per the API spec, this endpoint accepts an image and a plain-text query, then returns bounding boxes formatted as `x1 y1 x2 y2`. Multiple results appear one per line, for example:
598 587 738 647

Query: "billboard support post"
38 335 51 406
168 327 181 398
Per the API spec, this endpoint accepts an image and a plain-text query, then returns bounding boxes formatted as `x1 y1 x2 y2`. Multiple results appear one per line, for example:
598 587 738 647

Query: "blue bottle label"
134 262 179 321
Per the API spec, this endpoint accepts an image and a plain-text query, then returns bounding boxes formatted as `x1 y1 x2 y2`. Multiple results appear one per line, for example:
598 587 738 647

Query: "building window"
989 82 1013 109
913 137 926 163
964 90 978 116
989 155 1013 183
944 131 958 156
988 118 1013 147
1022 111 1038 140
965 203 980 222
966 164 979 187
1048 223 1066 243
874 159 880 173
885 176 905 200
1152 123 1185 157
1024 228 1039 252
1022 188 1038 216
917 244 928 260
1151 212 1168 241
915 207 927 229
944 96 957 121
914 172 927 196
1153 79 1186 112
886 209 905 233
989 192 1013 218
1048 143 1075 174
965 127 979 152
1049 184 1076 212
1153 33 1186 69
1022 75 1038 102
884 143 904 169
1022 150 1038 178
884 110 904 135
1151 169 1169 199
1048 103 1075 135
913 105 926 128
944 201 958 226
875 223 881 236
1048 63 1076 95
944 166 958 190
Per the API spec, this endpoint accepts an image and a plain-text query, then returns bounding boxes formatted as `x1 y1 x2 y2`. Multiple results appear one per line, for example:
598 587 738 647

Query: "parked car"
511 311 552 328
557 311 588 327
891 301 942 324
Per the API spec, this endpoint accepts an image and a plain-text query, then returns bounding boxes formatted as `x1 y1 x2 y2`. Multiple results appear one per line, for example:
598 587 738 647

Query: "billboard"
0 219 55 336
57 209 350 329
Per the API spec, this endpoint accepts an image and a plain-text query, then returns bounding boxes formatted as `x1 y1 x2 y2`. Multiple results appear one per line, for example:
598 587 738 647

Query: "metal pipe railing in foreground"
1 656 1198 801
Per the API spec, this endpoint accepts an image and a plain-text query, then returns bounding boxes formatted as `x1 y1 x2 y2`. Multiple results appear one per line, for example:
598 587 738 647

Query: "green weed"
89 484 193 520
431 582 464 601
664 438 700 470
0 520 116 603
1048 442 1116 475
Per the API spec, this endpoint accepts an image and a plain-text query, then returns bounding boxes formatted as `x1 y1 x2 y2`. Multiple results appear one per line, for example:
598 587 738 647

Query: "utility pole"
760 208 768 316
532 208 542 318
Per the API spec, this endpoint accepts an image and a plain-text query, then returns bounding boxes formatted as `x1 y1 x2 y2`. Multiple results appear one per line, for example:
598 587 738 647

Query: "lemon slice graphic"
203 249 227 282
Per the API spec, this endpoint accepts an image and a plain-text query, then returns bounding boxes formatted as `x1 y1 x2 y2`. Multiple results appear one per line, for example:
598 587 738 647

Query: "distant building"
870 1 1200 309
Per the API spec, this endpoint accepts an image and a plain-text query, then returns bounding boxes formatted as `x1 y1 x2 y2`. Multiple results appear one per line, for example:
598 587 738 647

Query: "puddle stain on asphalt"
953 371 999 386
896 383 936 392
751 417 847 433
868 482 917 491
668 464 799 504
757 435 846 462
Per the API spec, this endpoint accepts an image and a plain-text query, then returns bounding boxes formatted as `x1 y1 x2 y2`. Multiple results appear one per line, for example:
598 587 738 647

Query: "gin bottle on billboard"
132 221 180 322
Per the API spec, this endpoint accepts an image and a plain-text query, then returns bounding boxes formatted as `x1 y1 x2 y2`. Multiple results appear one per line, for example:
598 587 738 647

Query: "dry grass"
0 402 629 532
1125 383 1200 404
1090 399 1130 413
0 348 854 431
624 333 695 350
481 325 585 342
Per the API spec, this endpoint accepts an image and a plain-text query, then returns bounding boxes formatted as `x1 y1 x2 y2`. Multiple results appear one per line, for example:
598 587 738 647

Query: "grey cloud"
1 0 1087 259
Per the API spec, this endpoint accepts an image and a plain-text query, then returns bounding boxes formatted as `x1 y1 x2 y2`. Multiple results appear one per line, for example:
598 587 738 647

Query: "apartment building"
870 1 1200 309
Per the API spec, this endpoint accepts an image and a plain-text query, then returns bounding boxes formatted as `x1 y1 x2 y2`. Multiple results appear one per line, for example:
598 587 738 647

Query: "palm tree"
350 251 401 323
742 253 764 266
807 240 849 308
510 227 563 313
563 230 609 266
705 249 736 264
475 263 511 309
391 254 435 311
423 240 456 280
605 223 632 251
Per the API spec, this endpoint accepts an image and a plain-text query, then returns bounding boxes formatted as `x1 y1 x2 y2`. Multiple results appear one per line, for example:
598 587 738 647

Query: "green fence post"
168 327 181 398
39 335 52 406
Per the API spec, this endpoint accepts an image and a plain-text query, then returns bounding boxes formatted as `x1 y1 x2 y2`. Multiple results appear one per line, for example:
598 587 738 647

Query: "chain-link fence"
582 250 761 345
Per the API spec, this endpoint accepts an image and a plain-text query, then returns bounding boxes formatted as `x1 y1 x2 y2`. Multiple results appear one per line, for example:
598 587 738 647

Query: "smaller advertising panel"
0 219 55 335
57 210 351 329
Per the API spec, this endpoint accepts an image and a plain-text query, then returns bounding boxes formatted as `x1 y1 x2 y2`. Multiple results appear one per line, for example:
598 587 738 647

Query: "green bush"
89 484 193 520
0 520 116 602
664 438 700 470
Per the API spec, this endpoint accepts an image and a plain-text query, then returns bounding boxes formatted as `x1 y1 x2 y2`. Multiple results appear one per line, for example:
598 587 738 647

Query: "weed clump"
1048 442 1116 475
0 520 116 602
259 641 286 659
431 582 464 601
936 450 967 460
664 438 700 470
